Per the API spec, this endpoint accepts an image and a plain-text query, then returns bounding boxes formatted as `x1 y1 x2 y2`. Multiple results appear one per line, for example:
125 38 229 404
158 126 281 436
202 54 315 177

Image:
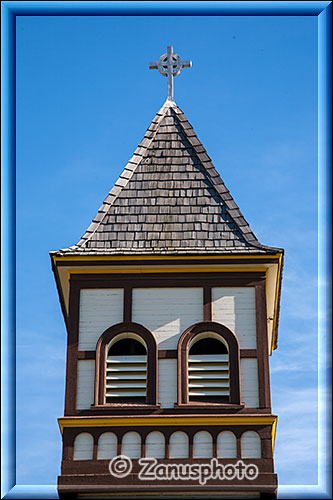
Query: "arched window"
73 432 93 460
97 432 117 460
188 333 229 402
217 431 237 458
193 431 213 458
169 431 189 459
95 322 158 406
177 322 240 405
241 431 261 458
145 431 165 459
122 431 141 458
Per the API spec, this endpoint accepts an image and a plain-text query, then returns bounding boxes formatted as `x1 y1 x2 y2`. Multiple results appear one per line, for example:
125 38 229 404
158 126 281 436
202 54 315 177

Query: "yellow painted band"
58 415 277 434
271 417 278 454
53 254 282 263
271 253 283 351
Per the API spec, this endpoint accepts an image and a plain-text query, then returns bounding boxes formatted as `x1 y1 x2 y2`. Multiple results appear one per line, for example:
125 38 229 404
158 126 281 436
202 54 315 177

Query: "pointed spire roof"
54 99 282 256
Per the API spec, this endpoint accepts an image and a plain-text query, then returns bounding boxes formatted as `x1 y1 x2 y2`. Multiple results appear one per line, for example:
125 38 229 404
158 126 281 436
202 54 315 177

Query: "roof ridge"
166 105 270 251
71 102 172 251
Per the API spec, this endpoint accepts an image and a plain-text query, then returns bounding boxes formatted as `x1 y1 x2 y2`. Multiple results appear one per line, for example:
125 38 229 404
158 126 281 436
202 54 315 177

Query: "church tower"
51 47 283 499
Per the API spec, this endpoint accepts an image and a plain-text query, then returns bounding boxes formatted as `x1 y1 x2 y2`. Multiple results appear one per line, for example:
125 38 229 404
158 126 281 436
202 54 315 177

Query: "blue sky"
15 12 319 490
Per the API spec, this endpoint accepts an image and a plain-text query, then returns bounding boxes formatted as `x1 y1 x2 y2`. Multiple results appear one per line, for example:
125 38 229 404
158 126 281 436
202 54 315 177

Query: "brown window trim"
177 321 241 406
94 322 158 406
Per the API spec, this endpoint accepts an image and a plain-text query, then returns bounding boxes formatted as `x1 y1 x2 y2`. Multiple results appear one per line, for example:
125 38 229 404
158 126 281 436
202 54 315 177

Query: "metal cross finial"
149 46 192 100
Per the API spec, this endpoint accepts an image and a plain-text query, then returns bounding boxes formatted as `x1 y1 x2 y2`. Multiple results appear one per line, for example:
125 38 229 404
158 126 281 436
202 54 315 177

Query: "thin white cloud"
273 387 318 485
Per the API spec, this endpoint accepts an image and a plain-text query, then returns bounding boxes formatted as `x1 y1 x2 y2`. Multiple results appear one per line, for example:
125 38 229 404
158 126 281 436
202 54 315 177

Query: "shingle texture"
54 99 282 256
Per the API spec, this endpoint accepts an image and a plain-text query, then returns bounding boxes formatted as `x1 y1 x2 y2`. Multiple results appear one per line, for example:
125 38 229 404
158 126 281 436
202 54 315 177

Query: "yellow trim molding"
53 254 282 263
271 253 283 351
271 417 278 454
58 415 277 434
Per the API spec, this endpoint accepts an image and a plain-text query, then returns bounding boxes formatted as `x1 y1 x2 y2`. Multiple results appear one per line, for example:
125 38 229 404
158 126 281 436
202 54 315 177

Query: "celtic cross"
149 46 192 100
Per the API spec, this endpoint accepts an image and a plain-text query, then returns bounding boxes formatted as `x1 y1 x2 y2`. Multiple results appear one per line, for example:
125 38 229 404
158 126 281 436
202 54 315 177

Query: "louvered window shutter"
188 335 229 401
188 354 229 399
106 336 147 402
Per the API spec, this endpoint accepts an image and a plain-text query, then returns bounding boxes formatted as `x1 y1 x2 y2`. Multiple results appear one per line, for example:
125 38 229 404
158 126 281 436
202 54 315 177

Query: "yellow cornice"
58 415 277 434
271 253 283 351
53 254 282 263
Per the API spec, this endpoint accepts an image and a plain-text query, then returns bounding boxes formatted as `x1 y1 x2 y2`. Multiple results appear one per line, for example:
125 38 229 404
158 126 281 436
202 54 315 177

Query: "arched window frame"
73 432 94 461
94 322 158 406
177 321 241 406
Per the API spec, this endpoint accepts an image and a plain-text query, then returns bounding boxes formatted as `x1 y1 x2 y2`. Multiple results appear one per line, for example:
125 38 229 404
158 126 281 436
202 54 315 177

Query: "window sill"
91 403 161 410
174 403 244 410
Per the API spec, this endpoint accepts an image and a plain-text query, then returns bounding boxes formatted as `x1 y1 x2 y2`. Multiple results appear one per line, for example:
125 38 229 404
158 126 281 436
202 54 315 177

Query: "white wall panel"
73 433 94 460
169 431 189 459
240 358 259 408
241 431 261 458
217 431 237 458
76 360 95 410
145 431 165 458
97 432 118 460
132 288 203 349
158 359 177 408
79 289 123 350
193 431 213 458
122 432 141 458
212 287 256 349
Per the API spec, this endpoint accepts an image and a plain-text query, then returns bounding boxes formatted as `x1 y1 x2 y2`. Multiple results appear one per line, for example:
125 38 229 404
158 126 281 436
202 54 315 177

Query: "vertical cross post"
167 46 174 100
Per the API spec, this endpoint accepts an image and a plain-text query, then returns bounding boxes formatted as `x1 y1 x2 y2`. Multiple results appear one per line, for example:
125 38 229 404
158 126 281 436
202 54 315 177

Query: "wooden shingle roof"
53 99 282 256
